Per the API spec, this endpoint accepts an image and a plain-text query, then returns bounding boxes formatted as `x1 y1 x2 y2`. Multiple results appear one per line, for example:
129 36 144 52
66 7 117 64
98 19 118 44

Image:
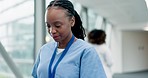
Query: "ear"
71 16 75 27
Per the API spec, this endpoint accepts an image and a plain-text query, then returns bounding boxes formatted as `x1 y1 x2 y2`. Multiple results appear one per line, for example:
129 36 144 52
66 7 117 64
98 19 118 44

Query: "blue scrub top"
32 39 106 78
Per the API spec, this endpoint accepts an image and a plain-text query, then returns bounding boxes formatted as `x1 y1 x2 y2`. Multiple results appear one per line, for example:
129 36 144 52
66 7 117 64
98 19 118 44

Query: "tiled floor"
113 70 148 78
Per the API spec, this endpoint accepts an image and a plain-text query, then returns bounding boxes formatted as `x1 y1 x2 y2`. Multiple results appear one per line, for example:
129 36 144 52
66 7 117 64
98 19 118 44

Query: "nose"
50 27 56 35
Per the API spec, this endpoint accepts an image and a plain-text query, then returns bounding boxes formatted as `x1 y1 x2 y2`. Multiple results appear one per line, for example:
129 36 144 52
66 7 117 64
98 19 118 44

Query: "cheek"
63 25 72 32
60 26 71 35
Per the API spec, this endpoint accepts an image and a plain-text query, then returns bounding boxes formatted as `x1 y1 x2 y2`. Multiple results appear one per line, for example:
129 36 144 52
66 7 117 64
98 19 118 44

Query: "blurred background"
0 0 148 78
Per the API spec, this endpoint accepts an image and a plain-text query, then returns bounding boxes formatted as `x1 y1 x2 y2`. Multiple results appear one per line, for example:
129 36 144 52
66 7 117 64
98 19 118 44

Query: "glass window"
0 54 15 78
105 22 113 47
94 15 104 29
80 7 88 33
87 9 98 31
0 0 34 78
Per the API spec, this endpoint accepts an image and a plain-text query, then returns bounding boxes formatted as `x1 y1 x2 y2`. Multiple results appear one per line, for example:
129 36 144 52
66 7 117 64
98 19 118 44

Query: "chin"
53 39 60 42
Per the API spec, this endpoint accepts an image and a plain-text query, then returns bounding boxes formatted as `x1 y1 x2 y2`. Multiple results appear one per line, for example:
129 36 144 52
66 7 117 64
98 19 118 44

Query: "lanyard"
48 35 75 78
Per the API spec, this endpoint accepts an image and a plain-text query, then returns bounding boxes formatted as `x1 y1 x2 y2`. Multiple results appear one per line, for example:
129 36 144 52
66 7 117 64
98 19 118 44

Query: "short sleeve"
80 47 107 78
32 50 41 78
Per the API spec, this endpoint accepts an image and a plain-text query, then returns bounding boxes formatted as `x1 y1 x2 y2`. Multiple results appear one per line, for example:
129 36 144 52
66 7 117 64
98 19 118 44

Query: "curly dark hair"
88 29 106 45
47 0 86 40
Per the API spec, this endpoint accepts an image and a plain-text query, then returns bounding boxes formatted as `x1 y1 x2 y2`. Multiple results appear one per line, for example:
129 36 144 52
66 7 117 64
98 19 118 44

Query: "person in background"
88 29 113 78
32 0 106 78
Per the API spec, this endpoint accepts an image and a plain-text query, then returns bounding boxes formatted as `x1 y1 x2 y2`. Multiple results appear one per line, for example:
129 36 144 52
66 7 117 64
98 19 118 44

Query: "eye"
55 22 62 27
46 23 51 28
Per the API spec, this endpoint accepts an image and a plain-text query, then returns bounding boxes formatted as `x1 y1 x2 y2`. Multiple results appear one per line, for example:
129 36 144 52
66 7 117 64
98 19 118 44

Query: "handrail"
0 42 24 78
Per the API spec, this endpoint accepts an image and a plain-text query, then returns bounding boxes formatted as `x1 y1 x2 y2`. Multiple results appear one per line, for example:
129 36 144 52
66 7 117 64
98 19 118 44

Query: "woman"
88 29 113 78
32 0 106 78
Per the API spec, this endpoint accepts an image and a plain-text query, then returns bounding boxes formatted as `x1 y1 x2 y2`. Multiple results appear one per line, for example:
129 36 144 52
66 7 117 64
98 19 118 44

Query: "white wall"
110 27 123 73
122 31 148 72
110 27 148 74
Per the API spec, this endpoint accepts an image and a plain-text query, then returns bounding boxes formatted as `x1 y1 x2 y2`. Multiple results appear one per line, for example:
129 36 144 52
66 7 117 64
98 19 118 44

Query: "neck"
58 34 72 49
58 35 77 49
58 43 67 49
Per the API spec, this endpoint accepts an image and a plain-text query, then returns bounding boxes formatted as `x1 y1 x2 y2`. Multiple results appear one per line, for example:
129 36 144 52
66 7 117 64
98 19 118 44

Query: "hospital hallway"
1 0 148 78
113 70 148 78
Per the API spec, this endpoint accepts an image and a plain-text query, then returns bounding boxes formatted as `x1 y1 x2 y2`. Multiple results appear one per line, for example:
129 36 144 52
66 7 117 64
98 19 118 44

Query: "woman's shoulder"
74 39 99 57
74 39 95 50
40 41 56 50
76 39 92 46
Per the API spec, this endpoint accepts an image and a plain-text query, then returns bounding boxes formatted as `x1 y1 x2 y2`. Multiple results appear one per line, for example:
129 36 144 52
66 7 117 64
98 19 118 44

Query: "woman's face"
46 7 75 43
